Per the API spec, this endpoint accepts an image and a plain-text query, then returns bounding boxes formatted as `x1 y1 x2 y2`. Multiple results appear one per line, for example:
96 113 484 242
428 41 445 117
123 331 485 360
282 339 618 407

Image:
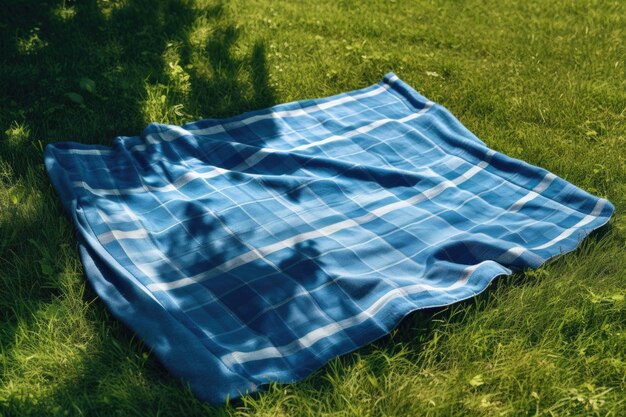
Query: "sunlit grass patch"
4 122 30 146
51 3 76 21
141 82 190 125
16 27 47 55
96 0 128 19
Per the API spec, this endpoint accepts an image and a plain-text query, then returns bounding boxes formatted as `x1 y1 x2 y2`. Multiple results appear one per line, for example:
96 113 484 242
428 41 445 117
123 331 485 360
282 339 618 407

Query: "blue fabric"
44 73 614 403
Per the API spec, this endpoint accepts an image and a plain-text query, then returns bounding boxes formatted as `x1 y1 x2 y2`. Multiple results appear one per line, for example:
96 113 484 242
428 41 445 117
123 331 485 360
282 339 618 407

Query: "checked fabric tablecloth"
44 73 614 403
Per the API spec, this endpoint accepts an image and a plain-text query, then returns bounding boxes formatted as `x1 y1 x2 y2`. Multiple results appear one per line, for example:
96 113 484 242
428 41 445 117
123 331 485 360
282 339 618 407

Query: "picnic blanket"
44 72 614 403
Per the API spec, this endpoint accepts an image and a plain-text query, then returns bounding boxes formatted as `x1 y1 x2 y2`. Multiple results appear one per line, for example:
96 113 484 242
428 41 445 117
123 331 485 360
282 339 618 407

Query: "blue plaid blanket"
44 73 613 403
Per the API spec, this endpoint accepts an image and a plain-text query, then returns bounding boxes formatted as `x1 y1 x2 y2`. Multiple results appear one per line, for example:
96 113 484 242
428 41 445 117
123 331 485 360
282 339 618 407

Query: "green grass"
1 0 625 415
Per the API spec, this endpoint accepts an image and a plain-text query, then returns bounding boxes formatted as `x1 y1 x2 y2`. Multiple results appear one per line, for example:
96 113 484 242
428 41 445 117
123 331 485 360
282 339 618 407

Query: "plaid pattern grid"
44 73 614 403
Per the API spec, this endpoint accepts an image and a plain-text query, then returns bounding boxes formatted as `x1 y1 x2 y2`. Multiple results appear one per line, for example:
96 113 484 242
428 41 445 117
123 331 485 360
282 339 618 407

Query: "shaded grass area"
0 0 624 415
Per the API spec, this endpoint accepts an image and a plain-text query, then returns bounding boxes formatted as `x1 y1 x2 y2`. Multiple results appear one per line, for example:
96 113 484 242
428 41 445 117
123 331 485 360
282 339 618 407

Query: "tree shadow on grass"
0 0 277 179
0 0 282 414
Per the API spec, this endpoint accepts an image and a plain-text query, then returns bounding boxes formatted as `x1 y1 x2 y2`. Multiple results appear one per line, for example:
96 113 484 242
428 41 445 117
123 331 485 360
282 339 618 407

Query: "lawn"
1 0 625 415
